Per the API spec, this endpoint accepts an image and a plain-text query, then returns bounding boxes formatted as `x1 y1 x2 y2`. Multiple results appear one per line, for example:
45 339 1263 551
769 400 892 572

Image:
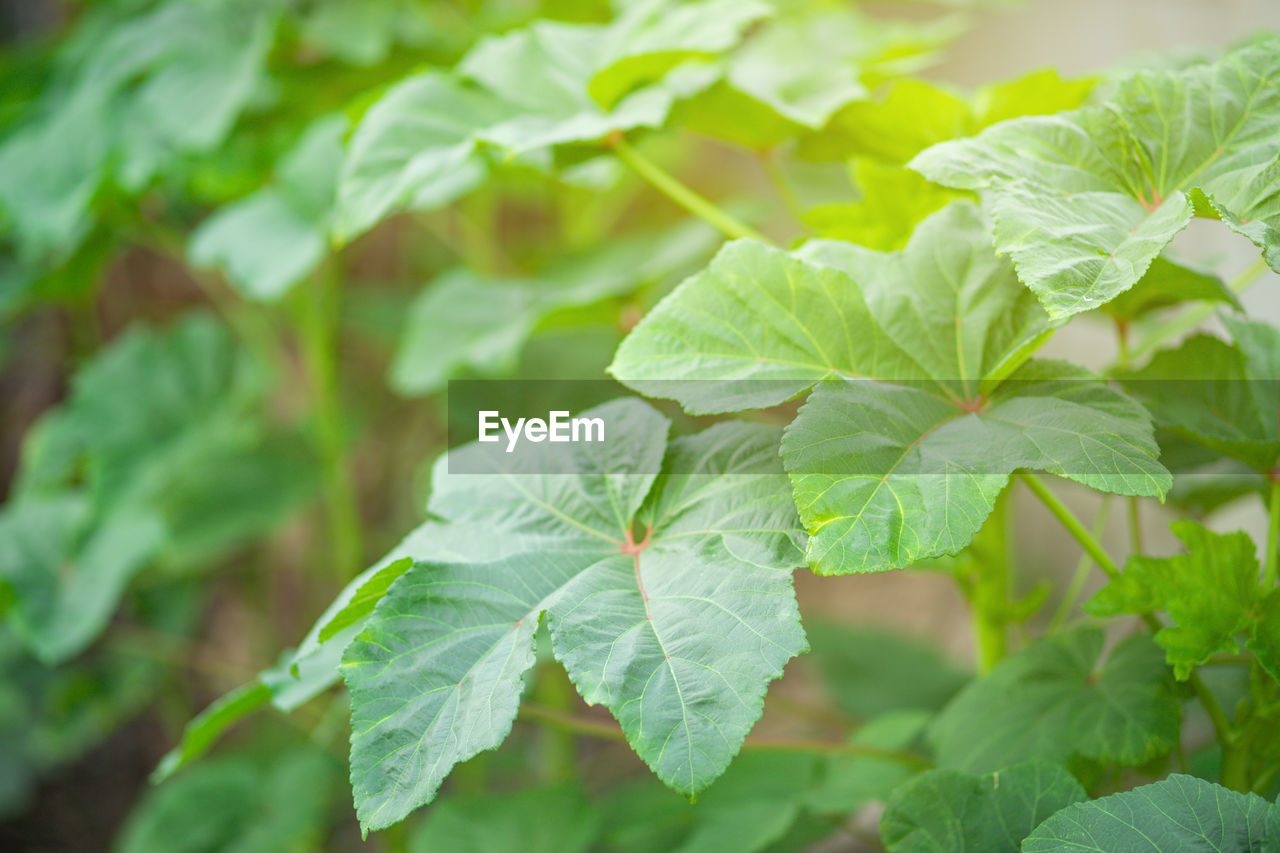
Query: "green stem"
298 261 362 581
1048 494 1113 633
611 137 769 243
1124 258 1268 367
969 490 1013 673
1018 472 1120 580
760 149 807 226
1264 477 1280 589
533 664 578 783
1127 496 1145 556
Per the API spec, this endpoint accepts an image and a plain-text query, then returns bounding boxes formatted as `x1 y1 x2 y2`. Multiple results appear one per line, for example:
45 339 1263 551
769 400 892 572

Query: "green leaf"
911 39 1280 319
408 785 600 853
189 115 347 302
0 496 163 663
342 399 807 831
1022 774 1277 852
798 69 1095 164
1088 520 1280 681
1100 256 1240 320
1120 316 1280 473
333 72 508 242
588 0 772 109
152 681 272 783
806 622 969 718
317 557 412 644
613 202 1168 573
459 19 717 155
391 219 717 395
880 761 1086 853
120 747 341 853
299 0 433 67
928 628 1180 773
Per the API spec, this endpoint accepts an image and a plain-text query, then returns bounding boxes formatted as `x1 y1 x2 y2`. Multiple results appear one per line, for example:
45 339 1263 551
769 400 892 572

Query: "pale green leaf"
928 629 1180 773
190 115 347 301
391 219 717 395
880 761 1086 853
911 39 1280 319
1022 774 1277 852
333 72 508 242
342 399 807 830
299 0 433 66
803 160 965 251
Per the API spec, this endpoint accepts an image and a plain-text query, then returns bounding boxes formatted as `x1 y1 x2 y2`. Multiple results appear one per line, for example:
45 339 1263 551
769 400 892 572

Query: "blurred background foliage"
0 0 1276 850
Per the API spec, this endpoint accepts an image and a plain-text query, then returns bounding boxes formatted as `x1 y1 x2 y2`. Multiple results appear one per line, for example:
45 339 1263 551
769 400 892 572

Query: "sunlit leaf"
912 39 1280 319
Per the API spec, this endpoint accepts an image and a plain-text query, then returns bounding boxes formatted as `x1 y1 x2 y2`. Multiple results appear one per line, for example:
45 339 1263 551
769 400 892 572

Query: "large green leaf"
1088 521 1280 681
879 761 1086 853
1121 316 1280 473
928 628 1180 774
911 39 1280 319
1022 774 1278 852
391 219 718 395
612 202 1169 573
342 399 807 831
189 115 347 301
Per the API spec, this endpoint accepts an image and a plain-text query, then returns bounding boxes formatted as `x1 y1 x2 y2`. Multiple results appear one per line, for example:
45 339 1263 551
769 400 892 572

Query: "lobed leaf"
879 761 1086 852
1022 774 1278 852
912 39 1280 319
928 628 1180 774
341 399 808 831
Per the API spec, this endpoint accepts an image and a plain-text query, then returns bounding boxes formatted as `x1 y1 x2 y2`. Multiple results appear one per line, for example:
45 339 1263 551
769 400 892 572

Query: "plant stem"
969 490 1013 673
1048 494 1113 633
1127 497 1145 556
533 664 578 783
1018 472 1121 580
519 703 929 770
610 136 769 243
298 261 362 582
1264 477 1280 589
1124 257 1269 367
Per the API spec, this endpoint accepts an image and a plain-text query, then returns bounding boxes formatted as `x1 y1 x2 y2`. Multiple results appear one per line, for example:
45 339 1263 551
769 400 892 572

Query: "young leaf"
879 761 1086 853
803 160 965 251
342 399 808 831
911 39 1280 319
1088 521 1280 681
316 557 413 644
1120 316 1280 473
928 628 1180 773
613 202 1169 572
189 115 347 302
1022 774 1277 852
